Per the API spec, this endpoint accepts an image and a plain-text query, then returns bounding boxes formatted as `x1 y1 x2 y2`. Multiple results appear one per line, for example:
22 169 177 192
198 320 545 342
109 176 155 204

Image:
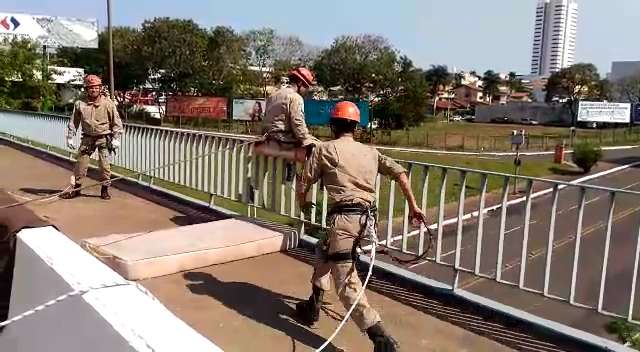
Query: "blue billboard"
634 103 640 124
304 100 370 127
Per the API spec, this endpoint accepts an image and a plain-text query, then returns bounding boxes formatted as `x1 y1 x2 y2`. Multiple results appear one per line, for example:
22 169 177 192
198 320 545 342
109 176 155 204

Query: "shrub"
572 142 602 173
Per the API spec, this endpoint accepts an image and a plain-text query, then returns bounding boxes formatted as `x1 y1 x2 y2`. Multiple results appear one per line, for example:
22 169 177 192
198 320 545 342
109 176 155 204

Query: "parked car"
463 115 476 122
521 117 539 125
451 115 463 122
490 116 512 124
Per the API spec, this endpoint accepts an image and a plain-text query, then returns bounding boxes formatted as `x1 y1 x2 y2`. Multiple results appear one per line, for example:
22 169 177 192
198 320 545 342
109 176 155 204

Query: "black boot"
295 285 324 326
367 322 400 352
100 185 111 200
60 183 81 199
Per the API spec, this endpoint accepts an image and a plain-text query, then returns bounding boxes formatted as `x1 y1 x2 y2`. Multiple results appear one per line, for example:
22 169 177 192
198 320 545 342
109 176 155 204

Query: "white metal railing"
3 109 640 325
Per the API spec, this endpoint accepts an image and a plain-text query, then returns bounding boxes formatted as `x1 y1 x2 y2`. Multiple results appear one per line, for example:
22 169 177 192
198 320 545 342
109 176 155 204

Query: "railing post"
454 171 467 269
496 177 510 282
474 174 488 275
570 187 587 305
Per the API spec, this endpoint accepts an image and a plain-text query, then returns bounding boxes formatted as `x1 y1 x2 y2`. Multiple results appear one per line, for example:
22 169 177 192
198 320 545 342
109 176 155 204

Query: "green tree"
424 65 452 115
313 34 398 99
591 79 613 101
572 142 603 173
506 71 528 96
0 39 54 111
270 35 320 85
482 70 503 104
55 27 148 95
200 26 252 97
453 72 465 87
614 73 640 103
545 63 601 125
140 17 208 93
373 56 428 129
245 28 276 97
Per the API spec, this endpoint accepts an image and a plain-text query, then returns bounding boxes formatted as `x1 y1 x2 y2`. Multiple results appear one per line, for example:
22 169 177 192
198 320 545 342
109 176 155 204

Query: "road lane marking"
459 204 640 289
377 160 640 248
407 180 640 270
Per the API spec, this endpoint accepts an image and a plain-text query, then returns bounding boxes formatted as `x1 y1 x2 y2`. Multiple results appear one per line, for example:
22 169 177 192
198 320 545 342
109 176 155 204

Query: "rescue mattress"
80 218 298 280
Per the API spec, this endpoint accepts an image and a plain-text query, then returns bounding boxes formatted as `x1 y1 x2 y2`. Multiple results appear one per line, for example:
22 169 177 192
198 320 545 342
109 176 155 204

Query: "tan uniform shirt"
68 96 123 138
262 85 315 146
303 135 406 207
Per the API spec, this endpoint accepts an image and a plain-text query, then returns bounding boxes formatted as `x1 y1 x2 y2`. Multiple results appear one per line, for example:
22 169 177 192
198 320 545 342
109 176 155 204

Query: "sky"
2 0 639 76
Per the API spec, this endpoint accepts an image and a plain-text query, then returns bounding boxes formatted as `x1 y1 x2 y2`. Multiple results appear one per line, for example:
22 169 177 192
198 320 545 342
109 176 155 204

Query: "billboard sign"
577 101 631 124
304 100 370 127
232 99 265 121
0 13 98 48
634 103 640 124
167 97 228 119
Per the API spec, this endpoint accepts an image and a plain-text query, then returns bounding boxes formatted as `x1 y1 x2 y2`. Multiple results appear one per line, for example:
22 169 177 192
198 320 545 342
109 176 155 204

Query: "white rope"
0 281 158 351
0 137 259 210
0 282 130 328
315 212 378 351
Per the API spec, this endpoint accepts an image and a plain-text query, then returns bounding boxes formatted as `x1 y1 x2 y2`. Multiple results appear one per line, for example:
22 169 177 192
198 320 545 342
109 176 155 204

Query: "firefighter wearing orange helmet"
261 67 319 181
296 101 426 351
61 74 122 200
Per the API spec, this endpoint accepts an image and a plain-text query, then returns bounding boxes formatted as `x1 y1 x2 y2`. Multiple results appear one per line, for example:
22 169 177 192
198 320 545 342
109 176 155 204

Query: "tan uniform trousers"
74 135 112 186
311 213 381 331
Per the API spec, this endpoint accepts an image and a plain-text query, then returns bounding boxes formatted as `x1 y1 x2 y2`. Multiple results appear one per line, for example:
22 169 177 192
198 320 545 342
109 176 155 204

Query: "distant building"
610 61 640 82
509 92 533 103
454 84 484 106
519 75 548 102
531 0 578 76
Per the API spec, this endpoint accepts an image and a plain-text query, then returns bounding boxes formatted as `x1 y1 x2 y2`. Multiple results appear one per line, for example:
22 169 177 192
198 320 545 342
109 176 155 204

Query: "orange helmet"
331 101 360 123
288 67 315 88
84 75 102 87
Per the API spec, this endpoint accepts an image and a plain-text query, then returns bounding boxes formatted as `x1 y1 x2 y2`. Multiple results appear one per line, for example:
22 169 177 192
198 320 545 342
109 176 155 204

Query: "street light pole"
107 0 115 98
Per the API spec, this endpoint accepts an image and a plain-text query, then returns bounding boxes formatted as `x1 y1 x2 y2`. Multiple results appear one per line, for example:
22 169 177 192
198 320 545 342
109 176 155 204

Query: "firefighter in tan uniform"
262 67 319 180
296 101 426 351
61 75 123 200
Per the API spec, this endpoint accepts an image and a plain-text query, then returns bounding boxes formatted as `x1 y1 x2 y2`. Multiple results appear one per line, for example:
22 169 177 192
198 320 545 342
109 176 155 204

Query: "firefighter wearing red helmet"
296 101 426 352
61 74 122 200
261 67 319 180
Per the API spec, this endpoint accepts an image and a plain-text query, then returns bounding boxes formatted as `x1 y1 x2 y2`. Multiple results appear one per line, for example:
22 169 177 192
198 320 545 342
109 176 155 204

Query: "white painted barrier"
0 226 223 352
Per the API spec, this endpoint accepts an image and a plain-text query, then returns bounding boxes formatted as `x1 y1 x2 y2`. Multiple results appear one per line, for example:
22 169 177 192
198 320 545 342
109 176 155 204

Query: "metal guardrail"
3 109 640 327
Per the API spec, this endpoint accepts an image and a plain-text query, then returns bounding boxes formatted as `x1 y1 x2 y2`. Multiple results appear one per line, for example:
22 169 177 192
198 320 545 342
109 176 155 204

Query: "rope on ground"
0 282 129 328
0 281 158 351
0 138 259 210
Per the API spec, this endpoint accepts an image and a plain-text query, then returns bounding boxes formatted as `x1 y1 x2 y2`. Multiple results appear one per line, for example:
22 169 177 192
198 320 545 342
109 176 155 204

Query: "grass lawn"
372 150 558 218
153 117 640 152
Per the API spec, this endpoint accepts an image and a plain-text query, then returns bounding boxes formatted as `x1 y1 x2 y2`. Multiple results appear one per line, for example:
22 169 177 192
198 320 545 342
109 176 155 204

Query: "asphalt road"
385 157 640 338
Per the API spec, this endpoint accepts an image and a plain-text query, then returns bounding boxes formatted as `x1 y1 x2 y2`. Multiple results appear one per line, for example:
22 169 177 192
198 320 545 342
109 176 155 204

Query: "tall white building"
530 0 578 76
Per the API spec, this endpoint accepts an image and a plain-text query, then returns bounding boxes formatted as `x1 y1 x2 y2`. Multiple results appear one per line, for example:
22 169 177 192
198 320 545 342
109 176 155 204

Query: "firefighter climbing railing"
3 109 640 325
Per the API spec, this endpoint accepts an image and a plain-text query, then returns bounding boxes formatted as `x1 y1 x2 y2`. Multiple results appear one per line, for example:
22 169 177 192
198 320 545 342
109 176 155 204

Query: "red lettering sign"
167 97 228 119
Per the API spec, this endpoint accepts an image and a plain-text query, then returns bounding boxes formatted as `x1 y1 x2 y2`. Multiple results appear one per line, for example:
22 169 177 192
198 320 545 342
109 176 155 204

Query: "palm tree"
482 70 502 105
424 65 452 115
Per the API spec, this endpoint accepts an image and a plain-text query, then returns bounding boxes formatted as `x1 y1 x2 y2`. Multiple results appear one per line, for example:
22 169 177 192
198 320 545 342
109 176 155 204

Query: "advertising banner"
577 101 631 124
304 100 370 127
167 97 228 119
0 13 98 48
232 99 265 121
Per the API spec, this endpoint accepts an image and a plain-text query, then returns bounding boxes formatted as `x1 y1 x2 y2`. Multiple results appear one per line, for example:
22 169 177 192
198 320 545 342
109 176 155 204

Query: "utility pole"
107 0 115 99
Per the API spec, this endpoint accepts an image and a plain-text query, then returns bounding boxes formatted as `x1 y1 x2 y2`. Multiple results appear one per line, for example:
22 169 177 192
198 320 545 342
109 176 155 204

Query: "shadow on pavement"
184 271 341 352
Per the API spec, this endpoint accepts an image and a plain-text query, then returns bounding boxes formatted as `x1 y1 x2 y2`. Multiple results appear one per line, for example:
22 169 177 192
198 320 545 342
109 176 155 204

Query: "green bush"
607 320 640 349
572 142 602 173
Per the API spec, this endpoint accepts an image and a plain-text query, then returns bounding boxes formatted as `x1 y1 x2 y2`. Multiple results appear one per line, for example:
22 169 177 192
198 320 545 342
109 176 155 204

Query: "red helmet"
331 101 360 123
288 67 315 88
84 75 102 87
